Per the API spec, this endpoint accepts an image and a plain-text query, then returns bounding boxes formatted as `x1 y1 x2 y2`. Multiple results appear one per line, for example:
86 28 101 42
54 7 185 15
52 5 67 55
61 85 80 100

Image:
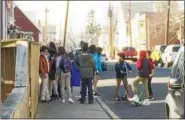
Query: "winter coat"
39 53 49 75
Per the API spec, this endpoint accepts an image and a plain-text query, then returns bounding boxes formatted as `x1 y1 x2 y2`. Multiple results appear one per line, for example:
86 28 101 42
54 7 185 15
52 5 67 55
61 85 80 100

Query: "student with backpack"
129 50 154 105
77 43 95 104
115 53 132 101
59 47 74 103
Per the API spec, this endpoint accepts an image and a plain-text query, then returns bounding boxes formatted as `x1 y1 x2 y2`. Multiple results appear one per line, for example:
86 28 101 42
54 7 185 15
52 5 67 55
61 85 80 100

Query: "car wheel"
165 104 170 119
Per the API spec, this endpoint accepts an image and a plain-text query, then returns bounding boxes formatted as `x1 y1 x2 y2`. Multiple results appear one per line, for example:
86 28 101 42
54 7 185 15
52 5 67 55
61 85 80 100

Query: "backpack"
138 58 150 77
60 55 71 73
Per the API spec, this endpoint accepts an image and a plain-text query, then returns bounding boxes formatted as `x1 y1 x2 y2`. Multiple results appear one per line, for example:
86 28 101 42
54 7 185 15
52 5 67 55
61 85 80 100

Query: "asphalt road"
97 61 171 119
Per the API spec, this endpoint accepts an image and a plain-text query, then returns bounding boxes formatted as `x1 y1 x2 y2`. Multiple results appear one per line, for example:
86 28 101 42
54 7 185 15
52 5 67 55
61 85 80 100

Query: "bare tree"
66 28 86 51
85 9 101 46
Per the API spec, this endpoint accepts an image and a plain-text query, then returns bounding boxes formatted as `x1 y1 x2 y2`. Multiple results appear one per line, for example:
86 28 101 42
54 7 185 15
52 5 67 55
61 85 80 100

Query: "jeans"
81 78 94 102
148 77 153 96
60 72 72 99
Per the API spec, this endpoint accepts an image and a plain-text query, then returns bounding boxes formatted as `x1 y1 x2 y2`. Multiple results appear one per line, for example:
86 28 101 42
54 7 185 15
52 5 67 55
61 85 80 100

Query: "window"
160 46 167 53
164 46 171 53
171 52 184 83
172 46 180 52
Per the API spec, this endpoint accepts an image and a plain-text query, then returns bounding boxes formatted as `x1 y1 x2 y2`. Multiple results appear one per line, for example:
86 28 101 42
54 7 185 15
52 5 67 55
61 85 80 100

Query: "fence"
1 39 40 119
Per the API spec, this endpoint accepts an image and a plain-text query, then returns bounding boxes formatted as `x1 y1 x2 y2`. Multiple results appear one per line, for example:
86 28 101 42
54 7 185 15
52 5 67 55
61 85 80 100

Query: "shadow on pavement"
97 83 168 119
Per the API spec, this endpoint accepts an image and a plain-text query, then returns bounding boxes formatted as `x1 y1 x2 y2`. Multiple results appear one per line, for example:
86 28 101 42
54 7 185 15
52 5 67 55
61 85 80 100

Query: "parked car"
165 46 184 119
121 47 137 61
102 54 108 61
151 45 167 66
161 45 181 67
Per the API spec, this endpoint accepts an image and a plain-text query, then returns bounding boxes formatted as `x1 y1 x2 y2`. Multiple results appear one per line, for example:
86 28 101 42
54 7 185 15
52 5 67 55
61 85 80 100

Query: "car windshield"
160 46 166 53
171 52 184 82
129 47 135 51
123 47 135 51
172 46 180 52
123 47 128 50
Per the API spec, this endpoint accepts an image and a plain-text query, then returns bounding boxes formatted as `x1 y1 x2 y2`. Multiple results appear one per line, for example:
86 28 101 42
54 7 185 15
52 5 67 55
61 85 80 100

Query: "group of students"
39 42 74 103
115 50 154 104
39 40 154 105
39 41 103 104
74 41 103 104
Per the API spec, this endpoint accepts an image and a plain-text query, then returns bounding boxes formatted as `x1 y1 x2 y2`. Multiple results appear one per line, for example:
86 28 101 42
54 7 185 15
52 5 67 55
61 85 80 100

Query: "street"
97 61 171 119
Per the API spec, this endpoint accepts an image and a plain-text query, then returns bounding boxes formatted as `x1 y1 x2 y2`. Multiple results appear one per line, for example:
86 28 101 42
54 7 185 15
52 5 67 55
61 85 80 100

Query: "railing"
1 39 40 119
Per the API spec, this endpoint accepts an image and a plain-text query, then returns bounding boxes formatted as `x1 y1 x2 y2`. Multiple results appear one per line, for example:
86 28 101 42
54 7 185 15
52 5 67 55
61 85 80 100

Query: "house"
14 6 40 42
121 1 155 49
131 11 183 50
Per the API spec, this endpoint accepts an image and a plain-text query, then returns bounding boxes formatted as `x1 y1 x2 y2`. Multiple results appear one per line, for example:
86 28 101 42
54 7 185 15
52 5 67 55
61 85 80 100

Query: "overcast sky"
15 1 184 42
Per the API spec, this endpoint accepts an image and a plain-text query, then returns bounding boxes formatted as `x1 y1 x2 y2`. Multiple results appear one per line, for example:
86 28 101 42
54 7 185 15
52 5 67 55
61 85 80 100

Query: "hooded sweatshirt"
136 51 154 77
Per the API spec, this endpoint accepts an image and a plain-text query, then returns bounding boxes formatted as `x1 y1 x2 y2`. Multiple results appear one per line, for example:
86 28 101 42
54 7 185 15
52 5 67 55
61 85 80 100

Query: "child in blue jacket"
115 53 132 101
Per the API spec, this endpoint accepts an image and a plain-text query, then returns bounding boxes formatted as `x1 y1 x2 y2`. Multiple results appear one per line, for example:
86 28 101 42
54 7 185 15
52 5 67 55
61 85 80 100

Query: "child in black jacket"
115 53 132 101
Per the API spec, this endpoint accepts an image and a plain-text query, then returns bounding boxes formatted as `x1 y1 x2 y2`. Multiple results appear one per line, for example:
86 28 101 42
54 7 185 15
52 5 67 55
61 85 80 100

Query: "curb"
96 97 120 119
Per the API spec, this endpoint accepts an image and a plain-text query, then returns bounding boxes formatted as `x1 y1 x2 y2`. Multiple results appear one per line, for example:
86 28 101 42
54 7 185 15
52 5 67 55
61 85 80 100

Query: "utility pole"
45 7 49 45
108 1 113 59
165 0 170 45
63 0 70 48
128 0 132 47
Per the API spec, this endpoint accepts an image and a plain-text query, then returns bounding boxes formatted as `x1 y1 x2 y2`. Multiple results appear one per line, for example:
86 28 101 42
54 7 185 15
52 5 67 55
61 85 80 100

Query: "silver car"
165 46 184 119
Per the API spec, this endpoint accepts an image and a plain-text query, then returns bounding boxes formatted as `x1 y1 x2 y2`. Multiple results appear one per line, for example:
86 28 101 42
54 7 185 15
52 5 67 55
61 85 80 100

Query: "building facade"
14 6 40 42
130 11 183 50
1 1 15 40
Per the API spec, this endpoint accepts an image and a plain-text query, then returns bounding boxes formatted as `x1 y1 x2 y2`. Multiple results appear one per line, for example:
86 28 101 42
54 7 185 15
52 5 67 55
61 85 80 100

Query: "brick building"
130 11 183 50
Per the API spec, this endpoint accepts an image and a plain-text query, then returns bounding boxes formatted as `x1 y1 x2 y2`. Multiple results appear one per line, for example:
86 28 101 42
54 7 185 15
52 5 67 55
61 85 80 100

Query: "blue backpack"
60 55 71 73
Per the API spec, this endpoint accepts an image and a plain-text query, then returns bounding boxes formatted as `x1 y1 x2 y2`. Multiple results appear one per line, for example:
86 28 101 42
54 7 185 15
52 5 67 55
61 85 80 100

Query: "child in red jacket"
129 50 154 104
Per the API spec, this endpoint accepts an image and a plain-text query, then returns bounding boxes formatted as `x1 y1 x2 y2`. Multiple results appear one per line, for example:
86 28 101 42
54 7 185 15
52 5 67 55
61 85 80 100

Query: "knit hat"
139 50 146 59
117 52 125 59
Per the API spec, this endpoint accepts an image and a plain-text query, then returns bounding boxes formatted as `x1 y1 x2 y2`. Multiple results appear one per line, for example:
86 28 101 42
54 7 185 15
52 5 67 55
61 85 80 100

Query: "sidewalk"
36 87 110 119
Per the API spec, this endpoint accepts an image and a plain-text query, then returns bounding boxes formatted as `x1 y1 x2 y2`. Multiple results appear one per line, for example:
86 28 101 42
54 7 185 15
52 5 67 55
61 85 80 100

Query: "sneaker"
128 95 139 102
94 93 100 97
122 96 129 101
68 98 74 103
88 101 94 104
78 98 82 101
115 97 121 101
80 100 85 104
143 99 150 106
46 98 52 102
148 96 154 100
61 99 65 103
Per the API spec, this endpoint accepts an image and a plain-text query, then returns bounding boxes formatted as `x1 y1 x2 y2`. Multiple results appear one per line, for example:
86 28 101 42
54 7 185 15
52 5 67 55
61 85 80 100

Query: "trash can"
71 62 80 87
